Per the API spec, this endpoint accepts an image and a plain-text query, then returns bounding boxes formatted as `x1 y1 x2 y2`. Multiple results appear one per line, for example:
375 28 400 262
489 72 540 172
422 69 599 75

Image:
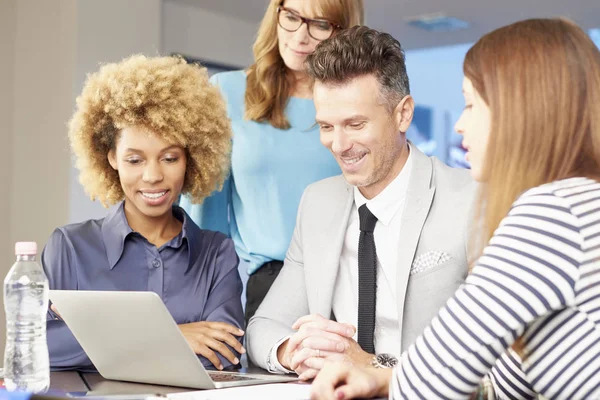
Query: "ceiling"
168 0 600 50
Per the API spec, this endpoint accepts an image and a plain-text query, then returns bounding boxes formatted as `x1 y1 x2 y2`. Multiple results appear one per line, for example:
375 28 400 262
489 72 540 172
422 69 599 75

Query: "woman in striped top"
310 18 600 400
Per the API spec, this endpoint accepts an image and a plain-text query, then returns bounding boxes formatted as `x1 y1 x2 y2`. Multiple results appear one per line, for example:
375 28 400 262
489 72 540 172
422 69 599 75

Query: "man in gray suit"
247 26 476 379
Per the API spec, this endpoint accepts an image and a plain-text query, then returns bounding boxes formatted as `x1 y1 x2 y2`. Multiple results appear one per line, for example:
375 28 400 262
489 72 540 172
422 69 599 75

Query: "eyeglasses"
277 5 340 41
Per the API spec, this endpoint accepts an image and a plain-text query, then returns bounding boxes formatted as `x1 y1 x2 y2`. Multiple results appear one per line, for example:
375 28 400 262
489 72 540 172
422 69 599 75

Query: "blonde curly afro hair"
68 54 232 206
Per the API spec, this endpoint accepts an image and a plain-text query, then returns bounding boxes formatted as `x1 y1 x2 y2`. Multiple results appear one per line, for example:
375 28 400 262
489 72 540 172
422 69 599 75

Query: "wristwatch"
371 353 398 368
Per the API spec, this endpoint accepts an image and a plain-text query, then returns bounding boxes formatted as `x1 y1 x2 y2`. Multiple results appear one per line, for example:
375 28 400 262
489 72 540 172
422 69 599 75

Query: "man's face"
315 74 413 199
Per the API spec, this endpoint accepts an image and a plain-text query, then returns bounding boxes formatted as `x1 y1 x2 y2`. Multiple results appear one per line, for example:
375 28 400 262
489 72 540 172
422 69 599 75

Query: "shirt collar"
179 206 202 273
169 206 189 250
101 202 132 269
101 202 195 270
353 143 414 226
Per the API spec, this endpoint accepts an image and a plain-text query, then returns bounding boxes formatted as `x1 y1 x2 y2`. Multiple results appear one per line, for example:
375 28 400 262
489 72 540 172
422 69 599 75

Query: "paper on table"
163 383 311 400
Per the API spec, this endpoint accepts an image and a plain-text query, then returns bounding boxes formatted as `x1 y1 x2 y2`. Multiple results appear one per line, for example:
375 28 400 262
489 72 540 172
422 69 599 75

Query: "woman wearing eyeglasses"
180 0 363 334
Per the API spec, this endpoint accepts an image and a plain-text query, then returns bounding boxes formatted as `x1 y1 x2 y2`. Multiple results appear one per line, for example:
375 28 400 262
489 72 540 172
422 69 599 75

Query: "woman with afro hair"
43 55 245 372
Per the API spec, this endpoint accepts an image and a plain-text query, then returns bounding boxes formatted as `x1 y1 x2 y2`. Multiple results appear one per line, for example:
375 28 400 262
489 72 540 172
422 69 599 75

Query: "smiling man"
246 26 477 379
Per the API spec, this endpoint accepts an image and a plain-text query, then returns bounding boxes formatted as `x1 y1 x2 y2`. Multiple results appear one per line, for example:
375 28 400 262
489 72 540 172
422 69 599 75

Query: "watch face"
377 353 398 368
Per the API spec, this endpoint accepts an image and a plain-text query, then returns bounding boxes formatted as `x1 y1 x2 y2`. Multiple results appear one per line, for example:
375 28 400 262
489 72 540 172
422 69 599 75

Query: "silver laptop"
49 290 298 389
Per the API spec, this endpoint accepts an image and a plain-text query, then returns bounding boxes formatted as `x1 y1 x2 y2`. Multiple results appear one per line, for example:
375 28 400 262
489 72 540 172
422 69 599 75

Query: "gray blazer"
247 147 477 369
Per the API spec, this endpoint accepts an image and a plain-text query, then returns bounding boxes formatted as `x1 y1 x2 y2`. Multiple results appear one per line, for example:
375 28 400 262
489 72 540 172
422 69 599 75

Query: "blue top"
180 70 341 275
42 202 244 371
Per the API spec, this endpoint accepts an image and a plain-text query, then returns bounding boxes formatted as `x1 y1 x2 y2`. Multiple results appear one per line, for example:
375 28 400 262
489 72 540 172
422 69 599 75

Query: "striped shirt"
391 177 600 400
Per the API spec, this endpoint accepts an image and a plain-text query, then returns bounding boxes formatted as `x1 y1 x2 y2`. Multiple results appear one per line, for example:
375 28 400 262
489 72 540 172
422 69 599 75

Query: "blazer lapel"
315 181 354 317
396 148 435 350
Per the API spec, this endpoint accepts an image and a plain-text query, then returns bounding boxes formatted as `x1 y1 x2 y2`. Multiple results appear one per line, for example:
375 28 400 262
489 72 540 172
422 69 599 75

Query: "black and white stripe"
391 178 600 400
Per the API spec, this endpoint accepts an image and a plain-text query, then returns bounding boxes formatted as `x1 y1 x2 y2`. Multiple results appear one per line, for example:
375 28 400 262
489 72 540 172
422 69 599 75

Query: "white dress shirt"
267 146 413 372
332 146 412 358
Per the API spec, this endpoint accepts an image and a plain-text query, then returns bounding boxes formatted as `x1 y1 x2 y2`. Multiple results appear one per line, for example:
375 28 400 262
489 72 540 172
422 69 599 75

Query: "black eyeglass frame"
276 4 341 41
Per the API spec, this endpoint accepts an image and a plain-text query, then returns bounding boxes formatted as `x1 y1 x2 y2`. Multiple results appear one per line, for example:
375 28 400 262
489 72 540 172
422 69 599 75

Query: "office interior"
1 0 599 363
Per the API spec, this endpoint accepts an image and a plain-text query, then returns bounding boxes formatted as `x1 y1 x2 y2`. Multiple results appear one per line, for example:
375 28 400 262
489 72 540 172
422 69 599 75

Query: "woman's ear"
108 149 118 170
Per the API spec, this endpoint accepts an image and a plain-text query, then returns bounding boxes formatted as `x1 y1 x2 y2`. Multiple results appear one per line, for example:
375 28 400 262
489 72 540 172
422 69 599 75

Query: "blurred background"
0 0 599 358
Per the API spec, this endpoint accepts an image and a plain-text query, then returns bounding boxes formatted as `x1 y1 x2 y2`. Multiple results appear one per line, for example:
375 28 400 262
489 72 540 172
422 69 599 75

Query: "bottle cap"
15 242 37 256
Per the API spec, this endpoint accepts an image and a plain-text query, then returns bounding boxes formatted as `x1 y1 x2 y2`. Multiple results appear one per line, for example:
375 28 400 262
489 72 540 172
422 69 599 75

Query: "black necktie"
357 204 378 354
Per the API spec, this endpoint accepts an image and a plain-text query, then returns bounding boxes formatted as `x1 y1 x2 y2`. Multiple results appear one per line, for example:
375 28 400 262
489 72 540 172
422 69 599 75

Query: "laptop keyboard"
208 372 262 382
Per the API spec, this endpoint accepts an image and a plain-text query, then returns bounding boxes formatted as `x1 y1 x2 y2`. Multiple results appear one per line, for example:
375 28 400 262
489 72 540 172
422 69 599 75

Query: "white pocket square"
410 251 453 275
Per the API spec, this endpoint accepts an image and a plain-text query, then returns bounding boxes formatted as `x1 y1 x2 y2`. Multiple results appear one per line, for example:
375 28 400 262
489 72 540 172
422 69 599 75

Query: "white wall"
1 0 162 362
0 0 17 365
69 0 162 223
0 0 16 269
162 0 256 69
10 0 78 247
0 0 78 362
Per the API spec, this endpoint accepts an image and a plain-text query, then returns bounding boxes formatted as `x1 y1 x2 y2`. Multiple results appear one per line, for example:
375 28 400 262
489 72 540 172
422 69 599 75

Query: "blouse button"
152 259 161 268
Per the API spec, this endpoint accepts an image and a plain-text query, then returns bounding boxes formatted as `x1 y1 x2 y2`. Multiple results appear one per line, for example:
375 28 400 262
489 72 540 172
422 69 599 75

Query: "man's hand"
310 361 393 400
295 335 373 380
178 321 245 370
277 314 373 380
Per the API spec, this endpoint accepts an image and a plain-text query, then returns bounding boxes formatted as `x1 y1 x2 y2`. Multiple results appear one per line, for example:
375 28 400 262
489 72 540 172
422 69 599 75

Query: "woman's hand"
50 304 62 319
178 321 245 370
311 362 393 400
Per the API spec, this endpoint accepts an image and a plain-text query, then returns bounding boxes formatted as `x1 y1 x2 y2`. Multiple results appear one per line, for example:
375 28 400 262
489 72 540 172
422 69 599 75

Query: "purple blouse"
42 202 244 371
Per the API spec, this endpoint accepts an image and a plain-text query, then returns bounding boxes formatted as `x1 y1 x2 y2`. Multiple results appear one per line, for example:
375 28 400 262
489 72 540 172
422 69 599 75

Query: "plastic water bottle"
3 242 50 393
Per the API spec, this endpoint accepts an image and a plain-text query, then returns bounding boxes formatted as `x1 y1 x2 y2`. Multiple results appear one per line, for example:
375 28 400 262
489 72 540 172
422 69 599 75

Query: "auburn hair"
245 0 364 129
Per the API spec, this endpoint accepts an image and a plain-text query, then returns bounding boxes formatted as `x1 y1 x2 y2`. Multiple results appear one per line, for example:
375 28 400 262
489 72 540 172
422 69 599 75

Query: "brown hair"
69 55 232 207
305 25 410 113
464 18 600 353
245 0 364 129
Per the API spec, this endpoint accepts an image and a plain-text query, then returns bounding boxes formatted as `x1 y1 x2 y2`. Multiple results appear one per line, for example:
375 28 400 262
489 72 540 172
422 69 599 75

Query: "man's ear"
392 95 415 133
108 149 118 170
